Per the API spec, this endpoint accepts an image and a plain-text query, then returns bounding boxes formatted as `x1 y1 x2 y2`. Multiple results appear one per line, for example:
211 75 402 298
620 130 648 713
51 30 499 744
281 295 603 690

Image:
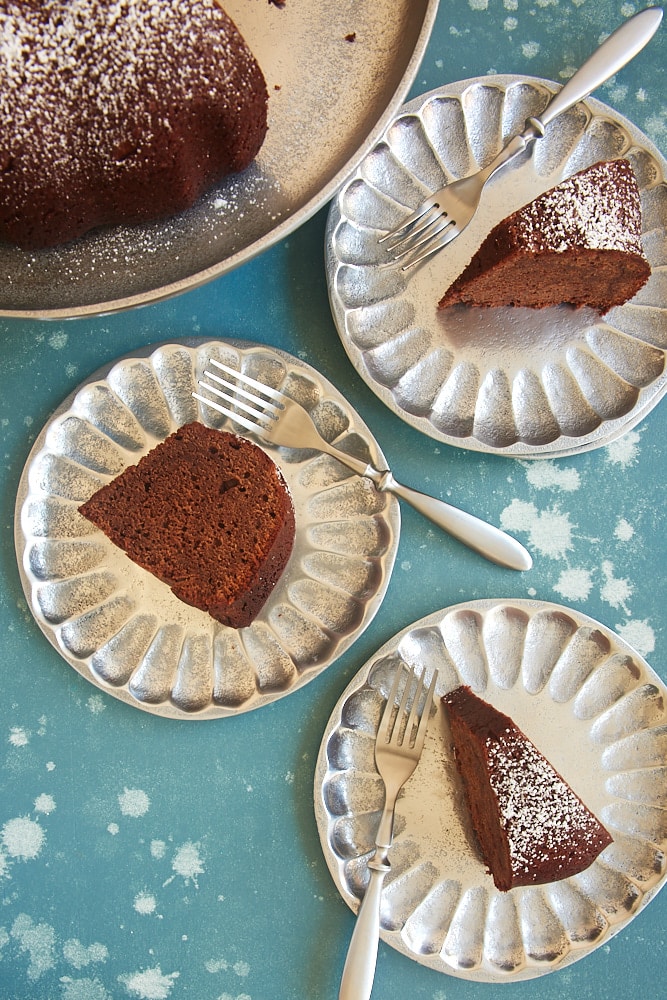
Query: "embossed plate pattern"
315 599 667 982
326 77 667 458
14 340 399 719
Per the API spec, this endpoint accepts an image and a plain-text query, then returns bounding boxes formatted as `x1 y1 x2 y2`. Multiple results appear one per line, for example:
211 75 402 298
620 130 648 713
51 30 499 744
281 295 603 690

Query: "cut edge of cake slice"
437 159 651 314
442 685 612 892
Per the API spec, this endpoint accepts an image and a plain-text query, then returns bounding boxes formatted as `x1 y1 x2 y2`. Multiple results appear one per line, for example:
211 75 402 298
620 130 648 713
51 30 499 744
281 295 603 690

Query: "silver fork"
193 359 532 571
380 6 663 269
339 663 439 1000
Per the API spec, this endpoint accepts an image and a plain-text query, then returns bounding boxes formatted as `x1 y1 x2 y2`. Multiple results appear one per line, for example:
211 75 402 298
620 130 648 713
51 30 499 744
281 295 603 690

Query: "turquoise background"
1 2 666 998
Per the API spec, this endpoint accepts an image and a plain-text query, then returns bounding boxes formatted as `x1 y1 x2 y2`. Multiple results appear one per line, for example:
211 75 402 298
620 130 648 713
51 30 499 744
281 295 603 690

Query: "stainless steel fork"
380 6 663 269
193 359 532 571
338 663 439 1000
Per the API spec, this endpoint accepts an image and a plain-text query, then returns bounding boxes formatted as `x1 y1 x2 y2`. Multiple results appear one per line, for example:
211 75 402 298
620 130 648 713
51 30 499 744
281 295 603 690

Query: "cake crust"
79 422 295 629
438 159 651 313
0 0 268 248
443 686 612 891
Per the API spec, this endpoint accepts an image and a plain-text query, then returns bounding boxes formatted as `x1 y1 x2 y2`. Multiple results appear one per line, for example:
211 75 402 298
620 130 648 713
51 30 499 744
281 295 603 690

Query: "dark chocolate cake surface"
79 422 295 629
438 159 650 313
442 685 612 891
0 0 268 248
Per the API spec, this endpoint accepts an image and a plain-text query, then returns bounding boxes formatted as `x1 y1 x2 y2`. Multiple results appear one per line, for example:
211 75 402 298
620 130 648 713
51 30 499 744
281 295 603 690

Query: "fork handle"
338 854 390 1000
368 469 532 571
530 7 662 132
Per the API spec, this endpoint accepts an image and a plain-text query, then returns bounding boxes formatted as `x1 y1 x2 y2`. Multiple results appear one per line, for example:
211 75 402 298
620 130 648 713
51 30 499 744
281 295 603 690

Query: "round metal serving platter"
0 0 438 319
314 598 667 982
14 339 400 719
326 76 667 458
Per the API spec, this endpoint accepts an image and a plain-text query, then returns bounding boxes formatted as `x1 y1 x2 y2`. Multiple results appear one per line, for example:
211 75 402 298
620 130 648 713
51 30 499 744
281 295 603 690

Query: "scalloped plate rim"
325 75 667 459
314 597 667 982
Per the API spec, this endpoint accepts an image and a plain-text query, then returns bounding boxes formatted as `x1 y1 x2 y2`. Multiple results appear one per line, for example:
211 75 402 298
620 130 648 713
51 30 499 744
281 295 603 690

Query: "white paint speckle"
150 839 167 859
46 761 56 771
525 461 580 492
87 694 107 715
119 966 179 999
233 960 250 977
134 892 157 916
9 726 29 747
63 938 109 969
2 816 45 860
118 788 150 818
468 0 488 10
615 518 635 541
108 823 120 836
500 499 574 559
522 41 540 59
34 793 56 815
10 913 56 980
606 430 641 466
601 560 633 612
616 619 655 657
553 567 594 602
168 841 204 887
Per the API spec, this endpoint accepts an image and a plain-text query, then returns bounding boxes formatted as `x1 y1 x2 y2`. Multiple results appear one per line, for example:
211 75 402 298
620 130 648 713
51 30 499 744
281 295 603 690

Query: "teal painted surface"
1 2 666 998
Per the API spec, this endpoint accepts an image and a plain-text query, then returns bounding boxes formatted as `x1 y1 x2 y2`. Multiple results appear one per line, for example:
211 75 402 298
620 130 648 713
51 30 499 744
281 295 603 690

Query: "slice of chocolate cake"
442 686 612 891
79 422 295 629
438 159 650 314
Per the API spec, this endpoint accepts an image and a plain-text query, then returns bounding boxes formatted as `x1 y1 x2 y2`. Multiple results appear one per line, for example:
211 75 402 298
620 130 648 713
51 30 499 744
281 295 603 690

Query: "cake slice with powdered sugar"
442 685 612 891
438 159 650 314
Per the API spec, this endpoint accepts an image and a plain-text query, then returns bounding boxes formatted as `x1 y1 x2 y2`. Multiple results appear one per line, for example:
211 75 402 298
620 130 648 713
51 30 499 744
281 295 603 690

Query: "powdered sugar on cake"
515 161 645 254
0 0 268 247
487 729 607 880
0 1 241 164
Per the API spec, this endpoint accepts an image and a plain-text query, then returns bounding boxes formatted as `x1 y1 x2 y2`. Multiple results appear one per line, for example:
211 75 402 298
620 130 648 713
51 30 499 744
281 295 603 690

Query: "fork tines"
380 206 457 268
379 663 438 752
192 359 283 436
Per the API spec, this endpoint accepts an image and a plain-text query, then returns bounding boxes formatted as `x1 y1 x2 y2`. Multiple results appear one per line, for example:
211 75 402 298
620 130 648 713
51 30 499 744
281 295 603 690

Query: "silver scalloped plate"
325 76 667 458
0 0 437 319
314 599 667 982
14 340 400 719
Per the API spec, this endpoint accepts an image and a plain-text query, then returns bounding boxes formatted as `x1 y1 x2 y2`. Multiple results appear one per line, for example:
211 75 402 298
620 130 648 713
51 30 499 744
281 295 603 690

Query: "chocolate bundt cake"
438 160 650 313
79 422 295 629
442 686 612 891
0 0 268 249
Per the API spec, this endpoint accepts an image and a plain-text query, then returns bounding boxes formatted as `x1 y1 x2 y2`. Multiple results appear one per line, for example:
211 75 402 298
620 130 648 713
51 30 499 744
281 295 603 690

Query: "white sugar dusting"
516 161 644 254
63 938 109 968
488 730 608 877
524 460 580 492
601 560 633 613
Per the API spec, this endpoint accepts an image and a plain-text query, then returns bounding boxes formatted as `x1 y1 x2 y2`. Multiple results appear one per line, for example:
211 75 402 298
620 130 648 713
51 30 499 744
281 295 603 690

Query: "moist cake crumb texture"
78 422 295 630
438 159 651 313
